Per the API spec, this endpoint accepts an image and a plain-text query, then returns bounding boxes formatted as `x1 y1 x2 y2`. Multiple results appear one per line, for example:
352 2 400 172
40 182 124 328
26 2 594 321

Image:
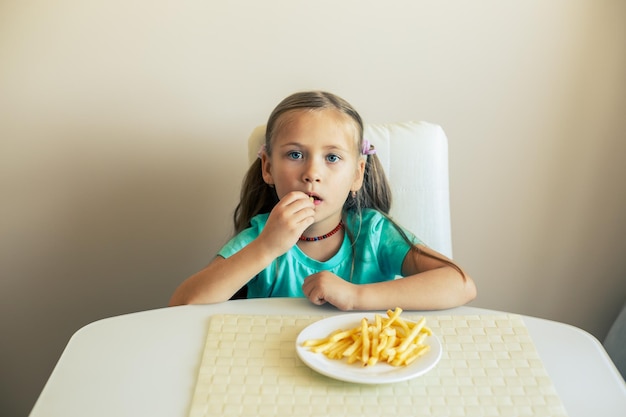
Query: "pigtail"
233 159 278 233
344 152 392 215
346 143 467 282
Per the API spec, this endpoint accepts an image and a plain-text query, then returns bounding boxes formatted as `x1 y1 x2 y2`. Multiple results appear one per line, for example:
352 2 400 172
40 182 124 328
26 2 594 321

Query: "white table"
29 298 626 417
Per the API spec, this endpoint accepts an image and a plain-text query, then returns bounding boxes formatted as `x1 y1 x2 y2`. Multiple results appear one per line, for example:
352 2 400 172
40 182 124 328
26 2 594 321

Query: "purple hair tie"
361 139 376 156
257 143 266 159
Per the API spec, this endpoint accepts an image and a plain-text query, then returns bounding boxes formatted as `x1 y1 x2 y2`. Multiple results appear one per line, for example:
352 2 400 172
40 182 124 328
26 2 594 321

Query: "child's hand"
258 191 315 256
302 271 358 311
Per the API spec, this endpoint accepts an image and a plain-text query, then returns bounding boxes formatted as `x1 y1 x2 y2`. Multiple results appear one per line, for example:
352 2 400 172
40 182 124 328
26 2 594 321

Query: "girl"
169 91 476 310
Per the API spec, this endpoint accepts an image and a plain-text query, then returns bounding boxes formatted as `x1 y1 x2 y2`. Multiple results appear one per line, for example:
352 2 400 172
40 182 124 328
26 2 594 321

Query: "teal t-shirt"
218 209 421 298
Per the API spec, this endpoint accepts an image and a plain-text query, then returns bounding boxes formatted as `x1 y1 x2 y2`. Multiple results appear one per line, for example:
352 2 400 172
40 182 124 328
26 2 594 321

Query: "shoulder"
238 213 270 240
346 209 420 244
347 208 390 231
234 212 270 239
343 209 387 244
361 208 387 223
219 213 269 257
249 212 270 229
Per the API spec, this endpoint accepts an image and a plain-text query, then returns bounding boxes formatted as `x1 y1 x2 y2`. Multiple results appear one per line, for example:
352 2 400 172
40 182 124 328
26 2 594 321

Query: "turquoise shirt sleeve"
217 214 268 259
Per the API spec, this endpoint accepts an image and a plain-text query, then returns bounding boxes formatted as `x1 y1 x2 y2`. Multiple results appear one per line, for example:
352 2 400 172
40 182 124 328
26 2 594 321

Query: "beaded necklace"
299 221 343 242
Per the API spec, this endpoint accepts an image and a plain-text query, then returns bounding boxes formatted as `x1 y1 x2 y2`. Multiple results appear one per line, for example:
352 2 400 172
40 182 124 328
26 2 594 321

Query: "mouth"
308 193 323 205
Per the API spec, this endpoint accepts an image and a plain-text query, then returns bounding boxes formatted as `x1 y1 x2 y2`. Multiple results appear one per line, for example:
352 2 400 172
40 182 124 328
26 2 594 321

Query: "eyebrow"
277 142 351 152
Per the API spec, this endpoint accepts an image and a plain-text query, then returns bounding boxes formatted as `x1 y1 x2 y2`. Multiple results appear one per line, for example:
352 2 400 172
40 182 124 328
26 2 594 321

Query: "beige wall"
1 1 625 415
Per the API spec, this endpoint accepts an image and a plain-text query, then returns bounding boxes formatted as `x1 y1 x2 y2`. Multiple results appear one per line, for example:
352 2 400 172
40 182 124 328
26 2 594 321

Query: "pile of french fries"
301 308 431 367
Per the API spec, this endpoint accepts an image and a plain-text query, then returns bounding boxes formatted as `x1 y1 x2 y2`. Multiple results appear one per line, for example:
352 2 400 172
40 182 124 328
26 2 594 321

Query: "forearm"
354 266 476 311
168 240 277 306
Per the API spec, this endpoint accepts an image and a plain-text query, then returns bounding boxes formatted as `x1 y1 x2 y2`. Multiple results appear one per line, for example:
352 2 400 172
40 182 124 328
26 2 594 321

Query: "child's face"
262 109 365 224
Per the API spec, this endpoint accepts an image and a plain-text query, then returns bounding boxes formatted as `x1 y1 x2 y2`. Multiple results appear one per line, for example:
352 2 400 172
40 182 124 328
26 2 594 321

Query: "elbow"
448 262 476 305
168 294 189 307
168 287 200 307
462 273 477 304
168 287 230 307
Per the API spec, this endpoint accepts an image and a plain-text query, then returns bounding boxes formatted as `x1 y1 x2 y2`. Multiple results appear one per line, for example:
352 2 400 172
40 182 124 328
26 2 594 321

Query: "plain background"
1 1 625 415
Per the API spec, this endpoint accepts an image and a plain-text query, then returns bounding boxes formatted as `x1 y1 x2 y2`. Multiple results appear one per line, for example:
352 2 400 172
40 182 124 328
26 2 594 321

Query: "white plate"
295 313 442 384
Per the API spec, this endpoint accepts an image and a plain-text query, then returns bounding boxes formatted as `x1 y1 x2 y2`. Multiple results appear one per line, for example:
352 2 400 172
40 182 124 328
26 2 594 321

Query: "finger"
269 200 314 228
274 195 315 222
279 191 313 206
311 296 326 306
284 194 315 215
302 277 326 305
302 276 314 297
307 290 327 305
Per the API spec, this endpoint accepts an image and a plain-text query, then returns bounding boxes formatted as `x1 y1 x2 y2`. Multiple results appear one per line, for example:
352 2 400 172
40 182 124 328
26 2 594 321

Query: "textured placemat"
188 314 568 417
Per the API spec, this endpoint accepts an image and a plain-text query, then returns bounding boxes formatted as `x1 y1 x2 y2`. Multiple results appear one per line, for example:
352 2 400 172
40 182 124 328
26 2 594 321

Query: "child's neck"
297 230 344 262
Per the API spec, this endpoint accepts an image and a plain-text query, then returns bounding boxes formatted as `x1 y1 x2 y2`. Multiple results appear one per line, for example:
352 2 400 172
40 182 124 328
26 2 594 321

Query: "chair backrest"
247 121 453 258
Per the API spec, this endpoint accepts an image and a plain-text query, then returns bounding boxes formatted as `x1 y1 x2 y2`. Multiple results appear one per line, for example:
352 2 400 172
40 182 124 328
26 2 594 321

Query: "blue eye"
326 154 340 163
288 151 303 160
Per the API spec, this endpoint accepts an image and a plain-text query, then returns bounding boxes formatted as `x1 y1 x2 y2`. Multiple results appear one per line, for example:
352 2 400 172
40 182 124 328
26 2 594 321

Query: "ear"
351 158 366 192
260 151 274 185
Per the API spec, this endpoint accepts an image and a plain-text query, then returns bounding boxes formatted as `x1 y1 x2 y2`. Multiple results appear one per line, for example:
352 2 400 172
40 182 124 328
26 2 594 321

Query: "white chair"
247 121 453 258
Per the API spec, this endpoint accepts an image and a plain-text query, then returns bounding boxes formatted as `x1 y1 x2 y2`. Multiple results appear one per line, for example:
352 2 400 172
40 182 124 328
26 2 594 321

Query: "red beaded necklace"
299 221 343 242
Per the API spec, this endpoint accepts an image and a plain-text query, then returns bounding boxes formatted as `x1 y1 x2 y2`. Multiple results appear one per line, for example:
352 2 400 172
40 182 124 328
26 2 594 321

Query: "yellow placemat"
188 314 568 417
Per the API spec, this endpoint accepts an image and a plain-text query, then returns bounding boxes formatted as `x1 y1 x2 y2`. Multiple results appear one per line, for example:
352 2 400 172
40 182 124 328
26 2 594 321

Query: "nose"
302 158 322 183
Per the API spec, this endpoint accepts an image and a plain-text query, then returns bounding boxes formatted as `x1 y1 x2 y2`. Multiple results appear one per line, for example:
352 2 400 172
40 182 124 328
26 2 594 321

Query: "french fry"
394 316 411 334
302 308 431 367
367 326 380 366
347 344 361 364
375 314 382 333
342 336 362 358
383 308 403 328
376 329 390 354
301 328 345 347
310 340 337 353
404 345 430 365
325 338 353 359
329 328 358 343
361 318 370 366
396 317 426 353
